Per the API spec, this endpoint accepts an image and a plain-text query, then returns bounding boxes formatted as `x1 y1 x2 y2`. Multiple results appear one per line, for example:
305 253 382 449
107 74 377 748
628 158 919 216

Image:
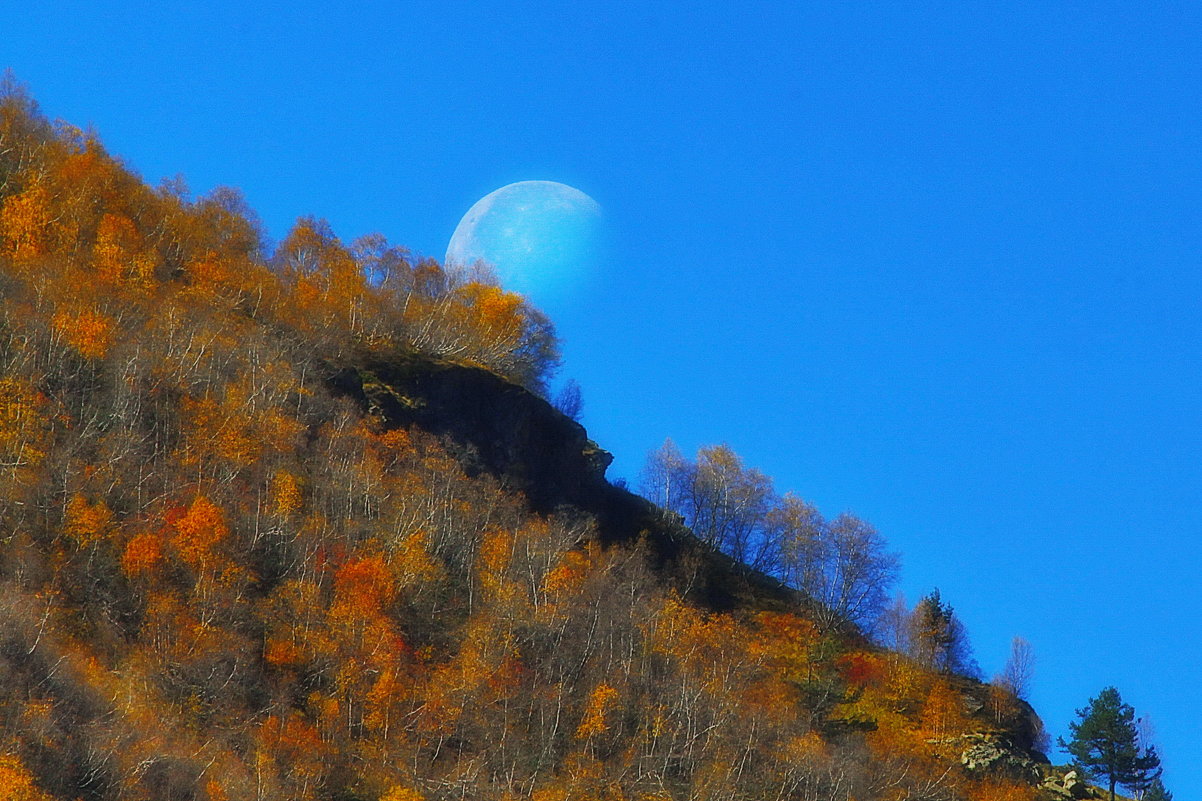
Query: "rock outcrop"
1040 769 1097 800
953 733 1043 781
329 352 797 612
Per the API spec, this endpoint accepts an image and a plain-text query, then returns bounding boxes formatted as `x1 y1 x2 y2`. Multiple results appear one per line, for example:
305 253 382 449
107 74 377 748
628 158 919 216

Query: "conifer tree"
1141 776 1172 801
1059 686 1161 801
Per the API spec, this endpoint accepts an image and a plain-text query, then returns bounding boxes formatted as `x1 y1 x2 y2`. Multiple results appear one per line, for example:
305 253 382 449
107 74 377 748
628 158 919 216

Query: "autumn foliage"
0 79 1044 801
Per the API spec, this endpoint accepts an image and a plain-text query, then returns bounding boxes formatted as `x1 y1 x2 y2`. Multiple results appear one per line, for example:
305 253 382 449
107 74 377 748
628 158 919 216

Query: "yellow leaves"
183 251 260 300
259 407 305 452
381 786 426 801
469 283 524 338
450 282 529 366
179 377 304 473
542 544 596 601
371 427 415 469
921 678 968 741
53 305 116 360
576 682 619 739
260 711 328 780
364 666 411 734
181 395 255 468
391 528 440 586
783 731 827 764
272 470 303 517
0 180 51 263
0 753 54 801
531 787 569 801
743 677 797 722
93 212 156 286
64 493 113 548
477 526 518 604
652 594 746 671
0 377 48 473
749 611 819 668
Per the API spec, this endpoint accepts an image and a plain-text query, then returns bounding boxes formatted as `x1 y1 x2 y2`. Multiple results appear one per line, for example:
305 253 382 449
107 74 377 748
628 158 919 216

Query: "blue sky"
7 1 1201 793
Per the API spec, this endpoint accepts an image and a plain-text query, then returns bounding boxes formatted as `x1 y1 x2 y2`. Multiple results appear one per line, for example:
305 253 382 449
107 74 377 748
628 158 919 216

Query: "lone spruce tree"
1059 686 1161 801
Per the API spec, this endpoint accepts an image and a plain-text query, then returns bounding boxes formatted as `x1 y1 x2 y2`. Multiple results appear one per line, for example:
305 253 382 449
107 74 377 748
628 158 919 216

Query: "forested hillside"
0 80 1049 801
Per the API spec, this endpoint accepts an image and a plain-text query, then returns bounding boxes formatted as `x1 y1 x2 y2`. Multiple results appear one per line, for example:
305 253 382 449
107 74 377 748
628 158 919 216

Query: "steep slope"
0 83 1050 801
329 352 798 613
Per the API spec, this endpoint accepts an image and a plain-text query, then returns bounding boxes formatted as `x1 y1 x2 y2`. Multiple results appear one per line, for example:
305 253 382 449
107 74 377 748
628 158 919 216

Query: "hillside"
0 82 1052 801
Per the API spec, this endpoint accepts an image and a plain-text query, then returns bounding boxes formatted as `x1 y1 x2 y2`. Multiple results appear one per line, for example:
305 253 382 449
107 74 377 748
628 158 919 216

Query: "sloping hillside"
0 82 1048 801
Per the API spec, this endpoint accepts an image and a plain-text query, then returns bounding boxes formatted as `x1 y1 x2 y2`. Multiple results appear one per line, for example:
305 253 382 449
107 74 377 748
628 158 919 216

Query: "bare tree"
876 592 912 652
808 512 899 631
641 441 899 630
996 636 1035 700
686 444 776 568
553 378 583 421
639 438 690 515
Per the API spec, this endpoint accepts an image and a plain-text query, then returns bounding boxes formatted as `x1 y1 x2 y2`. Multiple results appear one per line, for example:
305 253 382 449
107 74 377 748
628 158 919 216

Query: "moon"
445 181 603 304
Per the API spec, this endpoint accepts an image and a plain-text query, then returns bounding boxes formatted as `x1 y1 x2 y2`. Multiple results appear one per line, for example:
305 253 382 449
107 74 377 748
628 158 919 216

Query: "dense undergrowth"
0 79 1042 801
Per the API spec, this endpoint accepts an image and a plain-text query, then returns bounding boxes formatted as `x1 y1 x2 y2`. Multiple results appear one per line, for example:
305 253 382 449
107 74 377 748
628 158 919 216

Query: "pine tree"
1059 686 1161 801
1141 776 1172 801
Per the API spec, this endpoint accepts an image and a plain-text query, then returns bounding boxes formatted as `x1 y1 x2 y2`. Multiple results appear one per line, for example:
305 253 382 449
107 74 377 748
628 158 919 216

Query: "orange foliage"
381 787 426 801
477 526 516 602
93 212 155 286
180 395 255 468
205 778 228 801
921 678 968 741
64 493 113 548
838 650 886 688
264 637 304 668
121 532 164 576
576 682 619 739
542 543 597 602
0 181 51 262
0 753 54 801
0 90 1048 801
170 495 229 565
968 779 1037 801
333 554 395 619
749 611 819 667
53 305 116 360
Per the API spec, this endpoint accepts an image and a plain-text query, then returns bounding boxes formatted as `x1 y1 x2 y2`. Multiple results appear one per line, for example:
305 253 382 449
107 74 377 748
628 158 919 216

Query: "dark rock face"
327 352 795 612
332 354 613 513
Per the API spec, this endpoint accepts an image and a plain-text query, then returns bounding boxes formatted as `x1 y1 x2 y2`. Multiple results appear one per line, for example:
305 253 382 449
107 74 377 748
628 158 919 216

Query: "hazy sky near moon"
444 180 603 307
6 3 1202 795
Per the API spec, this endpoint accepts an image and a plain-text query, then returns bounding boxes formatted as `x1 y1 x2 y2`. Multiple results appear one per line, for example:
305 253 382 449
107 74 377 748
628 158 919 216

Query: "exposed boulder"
1040 769 1097 799
957 733 1042 781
